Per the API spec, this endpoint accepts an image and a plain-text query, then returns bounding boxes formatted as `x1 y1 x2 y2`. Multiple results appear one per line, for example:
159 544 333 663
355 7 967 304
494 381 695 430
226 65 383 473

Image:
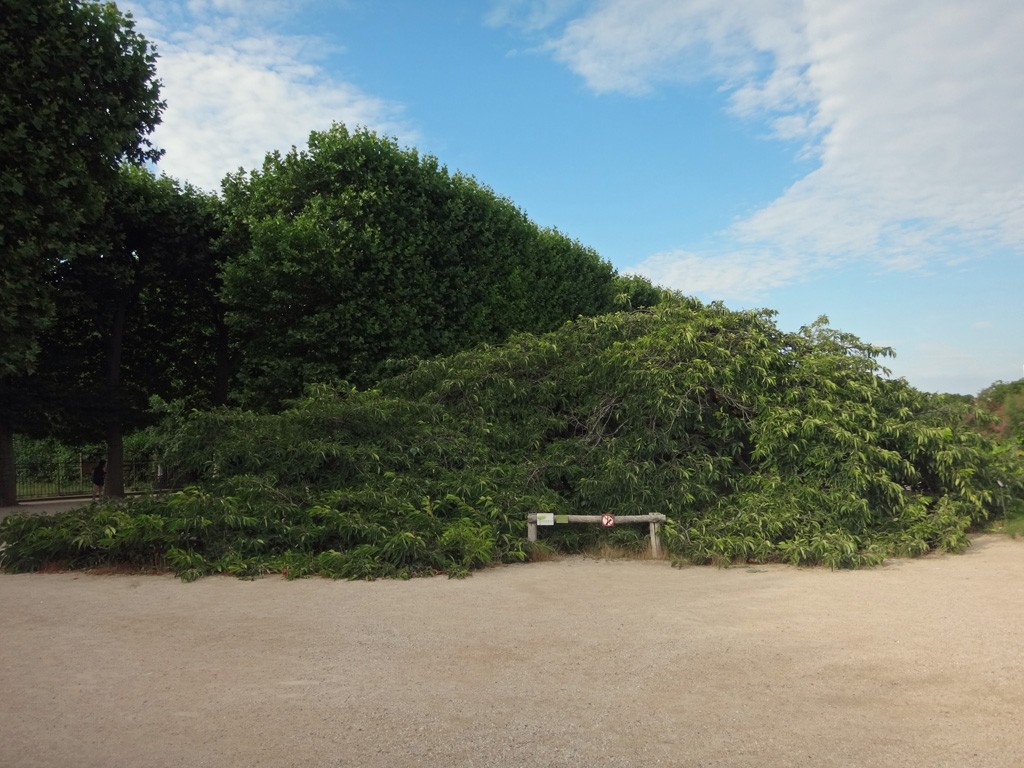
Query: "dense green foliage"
977 379 1024 441
6 167 227 498
1 0 163 505
0 0 163 379
5 114 653 502
971 379 1024 532
4 300 1017 579
39 167 228 418
13 435 103 474
221 124 650 408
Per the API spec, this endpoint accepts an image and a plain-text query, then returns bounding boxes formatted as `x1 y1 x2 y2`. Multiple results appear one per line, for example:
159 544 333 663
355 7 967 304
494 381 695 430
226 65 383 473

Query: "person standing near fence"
91 460 106 500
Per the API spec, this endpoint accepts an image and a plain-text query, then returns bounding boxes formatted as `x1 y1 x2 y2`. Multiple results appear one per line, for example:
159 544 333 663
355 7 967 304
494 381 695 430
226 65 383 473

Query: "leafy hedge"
3 299 1020 578
220 124 658 408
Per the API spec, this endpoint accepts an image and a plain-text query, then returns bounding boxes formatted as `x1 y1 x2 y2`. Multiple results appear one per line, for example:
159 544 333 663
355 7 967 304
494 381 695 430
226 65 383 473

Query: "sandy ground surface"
2 499 1023 767
0 497 95 523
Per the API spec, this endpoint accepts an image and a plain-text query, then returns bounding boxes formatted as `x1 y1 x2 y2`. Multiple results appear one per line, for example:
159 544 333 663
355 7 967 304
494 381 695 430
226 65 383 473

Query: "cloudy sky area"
122 0 1023 394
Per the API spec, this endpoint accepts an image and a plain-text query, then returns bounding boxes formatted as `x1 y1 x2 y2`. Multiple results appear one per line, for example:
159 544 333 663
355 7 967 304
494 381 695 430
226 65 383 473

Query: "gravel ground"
0 497 93 523
1 500 1023 767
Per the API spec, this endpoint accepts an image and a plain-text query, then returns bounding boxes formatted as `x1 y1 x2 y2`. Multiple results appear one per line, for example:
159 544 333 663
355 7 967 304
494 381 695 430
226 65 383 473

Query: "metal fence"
15 458 182 501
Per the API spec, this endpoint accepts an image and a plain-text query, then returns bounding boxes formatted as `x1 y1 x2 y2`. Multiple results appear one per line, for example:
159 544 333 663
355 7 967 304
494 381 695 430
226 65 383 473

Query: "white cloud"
123 1 409 192
544 0 809 104
629 250 810 301
485 1 585 32
513 0 1024 298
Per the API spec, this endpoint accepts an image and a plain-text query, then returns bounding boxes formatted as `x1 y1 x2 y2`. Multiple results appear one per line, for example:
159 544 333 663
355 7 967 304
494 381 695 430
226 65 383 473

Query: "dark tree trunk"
104 421 125 498
0 415 16 507
103 299 128 497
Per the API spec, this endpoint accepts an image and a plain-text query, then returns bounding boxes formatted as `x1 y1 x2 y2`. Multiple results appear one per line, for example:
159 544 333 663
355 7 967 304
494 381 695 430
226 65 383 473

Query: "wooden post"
527 521 537 543
650 521 662 558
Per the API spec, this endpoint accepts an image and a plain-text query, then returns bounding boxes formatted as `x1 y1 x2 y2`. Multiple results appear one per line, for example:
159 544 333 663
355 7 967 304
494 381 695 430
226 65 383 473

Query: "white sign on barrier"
536 512 555 526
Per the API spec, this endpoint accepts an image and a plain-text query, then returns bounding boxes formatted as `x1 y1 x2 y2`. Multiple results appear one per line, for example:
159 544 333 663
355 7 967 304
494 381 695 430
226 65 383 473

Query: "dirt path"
0 497 93 523
2 533 1023 767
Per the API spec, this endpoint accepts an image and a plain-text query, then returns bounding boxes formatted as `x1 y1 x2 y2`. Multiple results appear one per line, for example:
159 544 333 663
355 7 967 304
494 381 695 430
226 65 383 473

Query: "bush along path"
3 299 1021 579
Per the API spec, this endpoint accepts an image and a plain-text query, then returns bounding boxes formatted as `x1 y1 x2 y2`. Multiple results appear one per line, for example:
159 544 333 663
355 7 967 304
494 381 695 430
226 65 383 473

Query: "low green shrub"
3 299 1019 579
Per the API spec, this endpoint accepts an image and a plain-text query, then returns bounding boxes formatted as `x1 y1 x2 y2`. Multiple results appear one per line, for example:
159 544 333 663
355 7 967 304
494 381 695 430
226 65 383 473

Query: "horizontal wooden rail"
526 513 667 557
527 513 666 524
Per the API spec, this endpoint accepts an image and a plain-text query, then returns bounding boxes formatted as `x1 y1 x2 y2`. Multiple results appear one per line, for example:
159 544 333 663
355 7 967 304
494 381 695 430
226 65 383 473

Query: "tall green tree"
31 167 227 497
221 123 640 409
0 0 163 504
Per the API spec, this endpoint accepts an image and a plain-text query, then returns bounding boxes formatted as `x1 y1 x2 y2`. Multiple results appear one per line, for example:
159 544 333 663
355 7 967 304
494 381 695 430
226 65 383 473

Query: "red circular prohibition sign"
600 514 615 527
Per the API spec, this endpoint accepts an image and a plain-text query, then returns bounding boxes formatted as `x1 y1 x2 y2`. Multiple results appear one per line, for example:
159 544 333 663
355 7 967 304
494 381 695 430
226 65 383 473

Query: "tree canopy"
0 0 163 505
27 166 227 496
221 124 646 408
0 0 163 377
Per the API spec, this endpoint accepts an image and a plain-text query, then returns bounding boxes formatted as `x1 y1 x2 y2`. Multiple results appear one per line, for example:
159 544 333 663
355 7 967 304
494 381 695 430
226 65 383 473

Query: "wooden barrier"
527 512 667 558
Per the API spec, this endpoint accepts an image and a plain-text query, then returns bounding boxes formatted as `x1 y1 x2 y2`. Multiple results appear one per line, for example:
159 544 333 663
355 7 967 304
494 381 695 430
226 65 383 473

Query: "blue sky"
123 0 1023 395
